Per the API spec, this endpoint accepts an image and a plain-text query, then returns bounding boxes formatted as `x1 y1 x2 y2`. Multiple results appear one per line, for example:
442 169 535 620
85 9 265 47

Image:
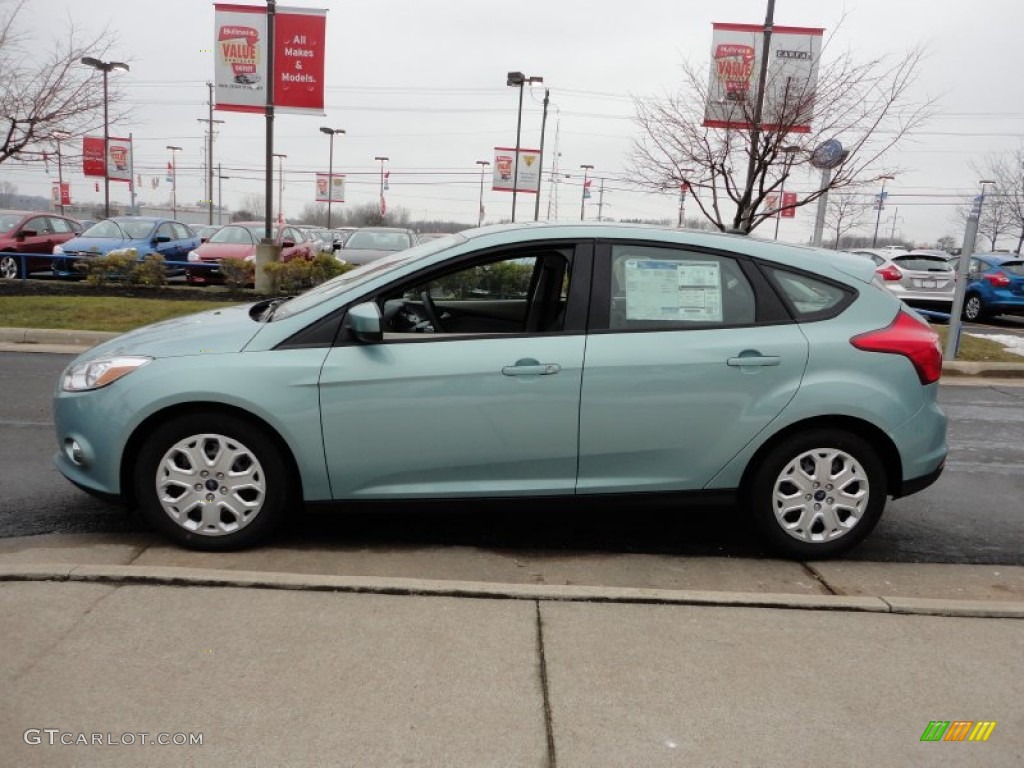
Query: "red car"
185 221 315 285
0 210 83 279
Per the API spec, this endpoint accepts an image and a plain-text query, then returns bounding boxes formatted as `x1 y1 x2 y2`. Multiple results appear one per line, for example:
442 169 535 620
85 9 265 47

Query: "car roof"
974 252 1023 265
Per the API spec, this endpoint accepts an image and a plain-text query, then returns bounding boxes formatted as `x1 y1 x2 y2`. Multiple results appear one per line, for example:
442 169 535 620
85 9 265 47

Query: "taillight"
984 271 1011 288
851 311 943 385
876 264 902 281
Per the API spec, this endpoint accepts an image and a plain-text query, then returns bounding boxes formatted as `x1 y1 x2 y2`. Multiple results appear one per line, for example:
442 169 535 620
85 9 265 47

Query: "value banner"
492 147 541 194
315 173 345 203
214 4 269 113
82 136 132 181
703 22 824 133
51 181 71 206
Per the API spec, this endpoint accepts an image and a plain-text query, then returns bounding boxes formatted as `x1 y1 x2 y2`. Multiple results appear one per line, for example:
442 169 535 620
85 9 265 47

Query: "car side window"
607 245 755 330
155 223 176 241
766 267 850 319
172 223 193 240
25 216 52 234
48 217 72 234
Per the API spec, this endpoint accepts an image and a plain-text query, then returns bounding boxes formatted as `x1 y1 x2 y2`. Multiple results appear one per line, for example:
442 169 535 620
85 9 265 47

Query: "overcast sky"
5 0 1023 245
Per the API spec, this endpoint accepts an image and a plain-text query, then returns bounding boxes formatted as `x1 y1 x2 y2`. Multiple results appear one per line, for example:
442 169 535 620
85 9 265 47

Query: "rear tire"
133 412 291 550
0 255 20 280
746 429 887 559
962 295 987 322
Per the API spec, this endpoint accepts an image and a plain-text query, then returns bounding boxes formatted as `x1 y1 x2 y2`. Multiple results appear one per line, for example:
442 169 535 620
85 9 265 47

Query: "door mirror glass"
346 301 383 343
18 229 37 239
153 235 172 244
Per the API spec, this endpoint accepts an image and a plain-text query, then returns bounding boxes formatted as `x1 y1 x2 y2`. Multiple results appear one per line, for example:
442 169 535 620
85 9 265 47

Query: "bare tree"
628 29 934 234
985 150 1024 253
824 192 872 248
1 0 120 166
0 179 16 206
952 184 1016 252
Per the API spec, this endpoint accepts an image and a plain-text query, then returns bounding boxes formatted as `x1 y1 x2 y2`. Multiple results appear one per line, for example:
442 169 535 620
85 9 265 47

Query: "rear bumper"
893 457 945 498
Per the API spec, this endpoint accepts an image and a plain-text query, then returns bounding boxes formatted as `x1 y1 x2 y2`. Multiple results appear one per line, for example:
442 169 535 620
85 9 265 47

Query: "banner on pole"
273 7 327 114
82 136 132 181
703 22 824 133
315 173 345 203
214 4 269 113
492 147 541 193
51 182 71 206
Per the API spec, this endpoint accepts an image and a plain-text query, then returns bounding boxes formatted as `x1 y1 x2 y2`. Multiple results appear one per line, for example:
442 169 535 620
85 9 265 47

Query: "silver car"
850 250 955 309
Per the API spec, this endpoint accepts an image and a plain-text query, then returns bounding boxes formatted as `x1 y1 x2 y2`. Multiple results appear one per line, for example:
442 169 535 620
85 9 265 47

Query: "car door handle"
502 359 561 376
727 352 781 367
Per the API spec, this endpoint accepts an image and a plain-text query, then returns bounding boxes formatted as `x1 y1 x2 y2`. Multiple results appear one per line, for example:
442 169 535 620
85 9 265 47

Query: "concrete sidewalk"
1 548 1022 766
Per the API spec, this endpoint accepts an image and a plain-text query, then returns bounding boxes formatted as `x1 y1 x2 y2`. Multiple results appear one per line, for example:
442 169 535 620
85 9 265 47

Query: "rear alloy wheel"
747 430 886 559
962 295 986 322
0 255 20 280
134 413 290 550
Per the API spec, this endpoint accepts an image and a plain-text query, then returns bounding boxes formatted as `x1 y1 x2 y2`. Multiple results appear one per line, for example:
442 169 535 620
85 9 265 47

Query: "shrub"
82 249 138 286
219 258 255 290
264 254 349 294
132 253 168 287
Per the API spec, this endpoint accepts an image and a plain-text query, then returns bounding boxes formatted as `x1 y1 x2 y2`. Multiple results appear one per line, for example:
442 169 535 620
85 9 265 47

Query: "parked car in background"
849 249 955 310
195 225 220 243
0 210 82 279
960 253 1024 321
52 217 199 277
338 226 417 266
416 232 453 244
185 221 315 285
53 223 946 558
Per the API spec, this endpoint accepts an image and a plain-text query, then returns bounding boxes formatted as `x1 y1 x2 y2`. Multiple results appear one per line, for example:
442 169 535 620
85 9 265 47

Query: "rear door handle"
727 353 780 367
502 358 561 376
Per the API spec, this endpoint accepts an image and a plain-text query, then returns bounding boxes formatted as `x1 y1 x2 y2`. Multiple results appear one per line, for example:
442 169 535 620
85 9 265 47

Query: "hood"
77 303 264 361
338 247 392 265
194 242 256 261
60 236 140 254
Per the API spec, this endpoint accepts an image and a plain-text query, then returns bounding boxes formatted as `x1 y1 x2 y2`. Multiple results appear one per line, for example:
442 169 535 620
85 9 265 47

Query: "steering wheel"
420 291 447 333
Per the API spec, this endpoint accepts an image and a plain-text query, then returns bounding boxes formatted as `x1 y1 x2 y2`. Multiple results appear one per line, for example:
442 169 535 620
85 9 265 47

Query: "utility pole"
579 164 594 221
198 82 224 225
889 206 900 243
947 181 997 360
273 153 287 224
217 164 229 225
596 178 606 221
534 87 550 222
547 113 561 220
52 131 69 215
475 160 490 227
871 175 895 247
166 145 182 219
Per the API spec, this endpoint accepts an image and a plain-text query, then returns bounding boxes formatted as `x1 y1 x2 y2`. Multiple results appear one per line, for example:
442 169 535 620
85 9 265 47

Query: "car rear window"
1001 261 1024 276
892 255 952 272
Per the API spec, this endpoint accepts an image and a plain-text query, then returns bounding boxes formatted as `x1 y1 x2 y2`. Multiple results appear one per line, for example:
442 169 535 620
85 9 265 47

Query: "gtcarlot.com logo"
23 729 203 747
920 721 996 742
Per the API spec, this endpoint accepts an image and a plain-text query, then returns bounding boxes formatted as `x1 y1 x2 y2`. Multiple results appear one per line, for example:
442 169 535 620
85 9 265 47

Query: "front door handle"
502 358 561 376
727 351 780 367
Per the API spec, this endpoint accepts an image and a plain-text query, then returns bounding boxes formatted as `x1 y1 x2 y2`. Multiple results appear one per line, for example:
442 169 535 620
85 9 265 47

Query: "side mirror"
281 240 295 248
18 229 37 239
345 301 383 344
153 235 171 244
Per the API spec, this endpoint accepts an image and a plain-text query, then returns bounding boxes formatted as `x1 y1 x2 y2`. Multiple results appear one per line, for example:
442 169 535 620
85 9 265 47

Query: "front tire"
962 294 986 322
133 412 291 550
0 255 20 280
746 429 886 559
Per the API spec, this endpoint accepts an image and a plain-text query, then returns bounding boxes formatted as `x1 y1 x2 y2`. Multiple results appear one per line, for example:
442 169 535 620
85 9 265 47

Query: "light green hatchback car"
54 223 947 558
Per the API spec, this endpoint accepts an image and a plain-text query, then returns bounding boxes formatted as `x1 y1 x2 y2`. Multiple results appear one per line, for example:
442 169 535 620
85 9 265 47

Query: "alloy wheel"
771 447 870 544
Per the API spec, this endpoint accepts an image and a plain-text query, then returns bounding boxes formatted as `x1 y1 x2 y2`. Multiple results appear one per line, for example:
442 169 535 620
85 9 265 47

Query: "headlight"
53 244 64 255
62 355 152 392
187 250 200 262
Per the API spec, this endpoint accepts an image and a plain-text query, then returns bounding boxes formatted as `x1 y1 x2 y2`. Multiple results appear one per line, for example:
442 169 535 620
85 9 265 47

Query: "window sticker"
622 258 723 322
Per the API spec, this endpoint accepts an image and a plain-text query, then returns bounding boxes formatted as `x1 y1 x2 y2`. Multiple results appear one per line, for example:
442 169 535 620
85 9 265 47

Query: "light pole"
52 130 71 215
475 160 490 227
216 164 229 225
319 127 345 228
374 156 389 222
506 71 543 223
273 152 287 224
80 57 129 218
675 168 695 228
579 164 594 221
774 146 801 240
871 175 896 247
946 180 998 361
166 145 182 219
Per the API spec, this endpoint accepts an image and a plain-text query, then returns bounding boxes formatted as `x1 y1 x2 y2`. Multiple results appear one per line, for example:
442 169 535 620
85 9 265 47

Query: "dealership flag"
703 22 823 133
491 147 542 194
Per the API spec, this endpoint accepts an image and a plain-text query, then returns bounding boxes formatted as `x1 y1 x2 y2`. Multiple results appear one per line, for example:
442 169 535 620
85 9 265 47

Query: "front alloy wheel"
747 430 886 558
962 295 985 322
135 413 290 550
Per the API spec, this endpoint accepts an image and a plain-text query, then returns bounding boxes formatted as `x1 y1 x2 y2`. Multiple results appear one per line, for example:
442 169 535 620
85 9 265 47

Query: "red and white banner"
315 173 345 203
214 4 326 115
82 136 132 181
767 191 798 217
51 181 71 206
492 147 541 194
704 22 823 133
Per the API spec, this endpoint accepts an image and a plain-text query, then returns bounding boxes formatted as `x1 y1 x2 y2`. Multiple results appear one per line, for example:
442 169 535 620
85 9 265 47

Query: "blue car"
961 253 1024 321
52 216 199 276
52 223 948 558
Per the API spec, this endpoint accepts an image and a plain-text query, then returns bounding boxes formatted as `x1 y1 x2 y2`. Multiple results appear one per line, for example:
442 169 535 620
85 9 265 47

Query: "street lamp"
80 57 129 218
272 153 287 224
506 71 543 223
579 164 594 221
374 156 389 222
871 175 896 247
774 146 801 240
319 127 345 228
166 145 182 219
51 130 71 216
475 160 490 227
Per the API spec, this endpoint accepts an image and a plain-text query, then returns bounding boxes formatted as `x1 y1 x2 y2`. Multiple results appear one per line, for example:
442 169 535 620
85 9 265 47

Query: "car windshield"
81 219 155 239
345 230 413 251
271 234 467 321
892 255 952 272
209 226 257 245
0 213 23 232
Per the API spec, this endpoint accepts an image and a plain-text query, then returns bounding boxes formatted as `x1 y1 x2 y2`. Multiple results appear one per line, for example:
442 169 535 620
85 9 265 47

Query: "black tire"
0 254 20 280
746 429 887 559
133 412 291 550
962 294 987 322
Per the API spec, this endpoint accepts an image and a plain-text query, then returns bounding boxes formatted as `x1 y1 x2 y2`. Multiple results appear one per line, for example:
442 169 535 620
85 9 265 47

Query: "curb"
1 563 1021 619
0 327 117 347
